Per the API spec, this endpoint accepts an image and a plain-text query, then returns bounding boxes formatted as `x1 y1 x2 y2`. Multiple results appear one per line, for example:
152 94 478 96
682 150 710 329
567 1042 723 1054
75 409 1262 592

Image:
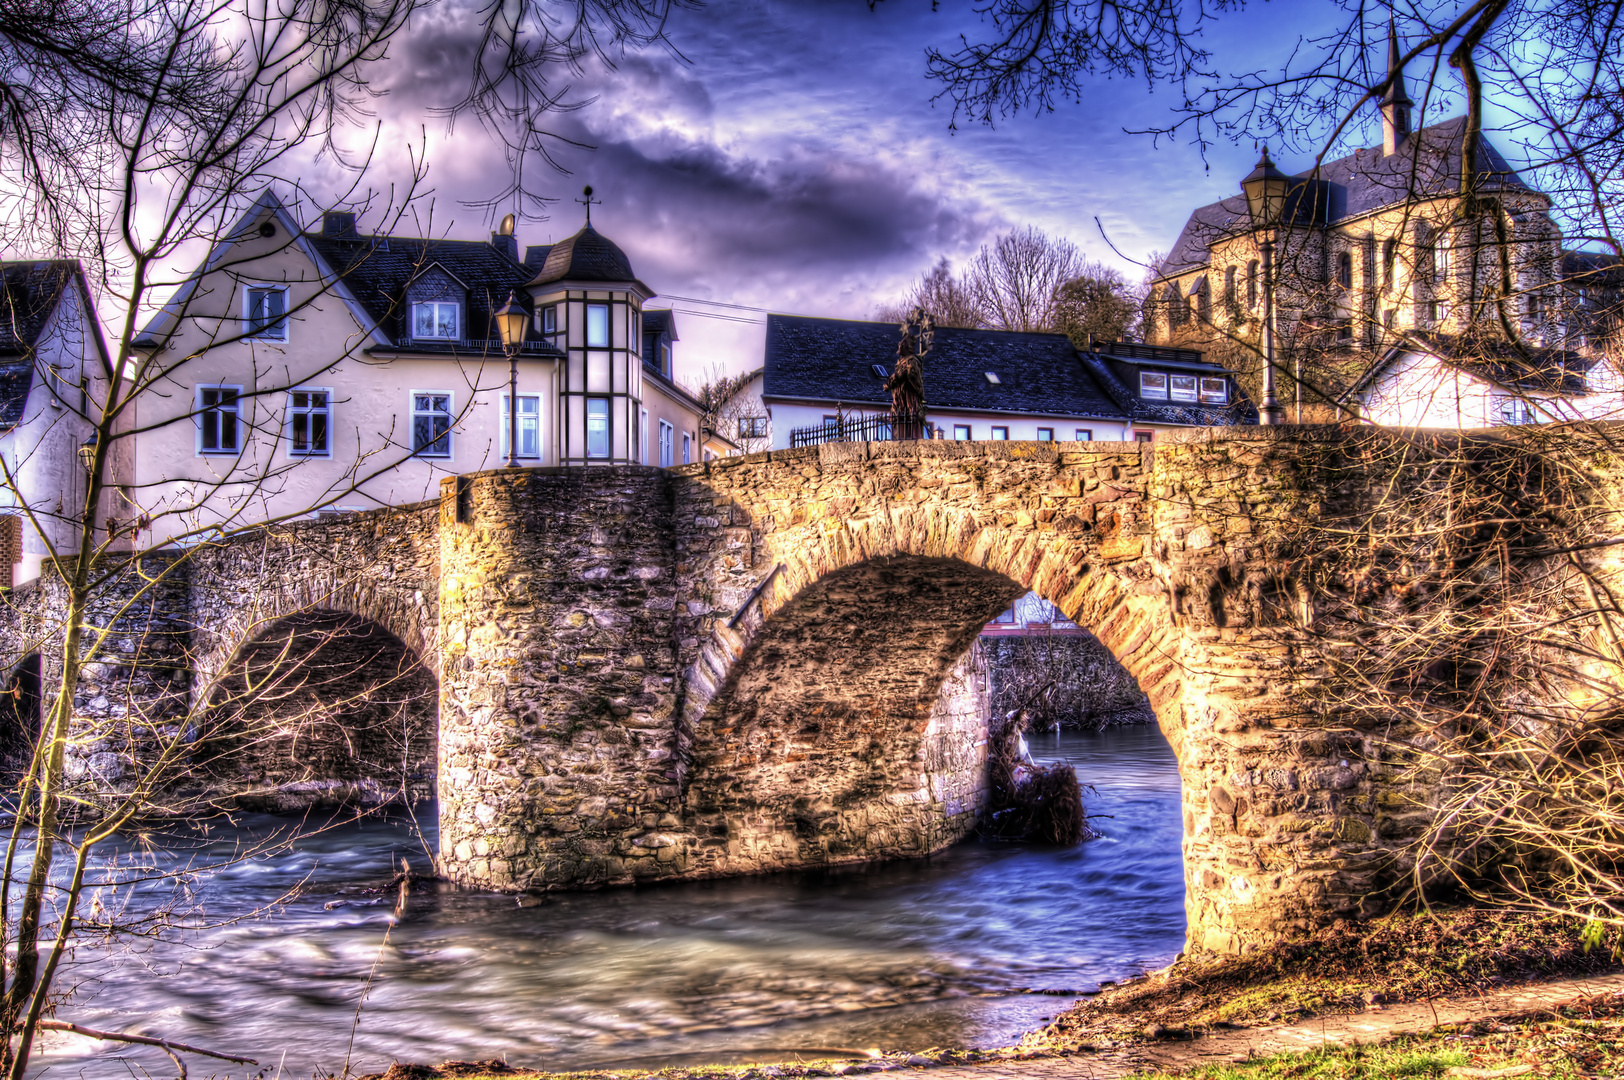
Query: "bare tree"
876 257 985 328
878 229 1091 333
696 365 770 455
0 0 683 1074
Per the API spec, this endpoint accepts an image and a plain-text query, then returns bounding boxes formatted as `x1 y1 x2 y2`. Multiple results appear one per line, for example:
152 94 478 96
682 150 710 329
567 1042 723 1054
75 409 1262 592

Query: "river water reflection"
40 725 1183 1079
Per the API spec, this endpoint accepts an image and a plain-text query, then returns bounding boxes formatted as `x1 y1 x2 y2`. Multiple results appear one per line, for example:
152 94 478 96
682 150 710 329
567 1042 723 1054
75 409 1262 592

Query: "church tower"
1381 21 1414 156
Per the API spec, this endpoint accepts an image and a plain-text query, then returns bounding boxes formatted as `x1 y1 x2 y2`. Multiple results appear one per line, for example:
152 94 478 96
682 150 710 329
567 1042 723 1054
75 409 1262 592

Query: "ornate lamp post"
1242 148 1291 426
494 291 529 467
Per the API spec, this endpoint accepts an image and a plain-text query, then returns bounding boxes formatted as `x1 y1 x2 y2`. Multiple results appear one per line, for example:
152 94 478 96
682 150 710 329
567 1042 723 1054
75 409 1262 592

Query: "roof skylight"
984 371 1001 384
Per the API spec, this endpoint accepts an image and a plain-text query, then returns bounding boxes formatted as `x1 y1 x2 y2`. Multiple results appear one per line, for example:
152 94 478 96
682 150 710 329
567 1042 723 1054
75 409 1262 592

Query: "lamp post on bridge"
1242 147 1290 426
495 290 529 467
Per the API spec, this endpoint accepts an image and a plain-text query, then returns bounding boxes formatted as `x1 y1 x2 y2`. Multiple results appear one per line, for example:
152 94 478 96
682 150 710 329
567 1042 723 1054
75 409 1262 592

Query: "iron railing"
788 411 935 448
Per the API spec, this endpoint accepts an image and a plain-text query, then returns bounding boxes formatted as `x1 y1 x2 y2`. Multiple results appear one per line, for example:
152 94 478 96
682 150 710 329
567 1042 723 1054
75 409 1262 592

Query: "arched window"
1336 251 1352 290
1246 261 1259 308
1194 278 1212 322
1224 265 1237 306
1382 239 1397 288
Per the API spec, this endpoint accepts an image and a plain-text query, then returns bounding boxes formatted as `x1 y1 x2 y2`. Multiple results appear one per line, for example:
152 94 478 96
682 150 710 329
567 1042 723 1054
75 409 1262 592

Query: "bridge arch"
195 607 438 811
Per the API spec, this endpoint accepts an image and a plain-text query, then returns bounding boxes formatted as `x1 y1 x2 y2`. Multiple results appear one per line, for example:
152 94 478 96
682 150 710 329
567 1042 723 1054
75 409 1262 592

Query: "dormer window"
871 364 889 378
1140 371 1168 399
1170 375 1198 402
984 371 1002 384
1199 378 1229 404
413 302 459 340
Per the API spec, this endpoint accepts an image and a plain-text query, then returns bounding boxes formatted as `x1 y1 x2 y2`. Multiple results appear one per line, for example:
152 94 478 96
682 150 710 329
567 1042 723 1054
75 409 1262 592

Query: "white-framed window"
953 424 971 441
586 398 611 458
244 285 288 342
1199 378 1229 404
990 426 1009 440
1499 396 1537 425
640 408 649 464
1036 427 1054 441
411 391 453 457
682 432 692 464
738 417 768 439
658 419 673 467
586 303 610 348
412 302 459 340
1170 375 1198 402
1140 372 1169 399
197 385 242 455
288 388 331 457
500 394 542 459
1075 428 1093 441
540 305 557 335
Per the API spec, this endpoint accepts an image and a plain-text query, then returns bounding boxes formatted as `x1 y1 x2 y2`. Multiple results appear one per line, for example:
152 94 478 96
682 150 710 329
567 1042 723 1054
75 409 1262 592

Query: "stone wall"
981 631 1154 730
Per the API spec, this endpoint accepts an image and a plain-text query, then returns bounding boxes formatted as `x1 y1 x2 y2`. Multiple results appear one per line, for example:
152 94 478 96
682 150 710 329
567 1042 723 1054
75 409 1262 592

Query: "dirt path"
916 971 1624 1079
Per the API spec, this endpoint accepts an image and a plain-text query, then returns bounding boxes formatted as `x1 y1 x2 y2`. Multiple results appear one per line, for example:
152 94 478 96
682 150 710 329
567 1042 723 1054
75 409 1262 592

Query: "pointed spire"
1380 18 1413 155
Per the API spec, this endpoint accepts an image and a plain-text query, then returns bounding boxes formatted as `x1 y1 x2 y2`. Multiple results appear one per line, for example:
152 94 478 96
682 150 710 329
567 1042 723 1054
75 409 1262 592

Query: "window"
738 417 768 440
1224 266 1236 305
1382 239 1397 287
984 371 1002 384
1246 261 1259 307
245 285 287 341
871 363 889 378
1075 428 1093 441
682 432 692 464
1170 375 1198 402
1499 396 1537 425
993 607 1015 624
659 343 670 376
581 398 608 458
288 389 330 456
411 392 453 457
500 394 541 458
412 302 458 340
953 424 971 441
1428 300 1441 323
540 305 557 335
822 415 840 428
1528 293 1545 319
1195 280 1211 322
1336 251 1352 290
1036 428 1053 441
1134 430 1154 443
640 408 649 464
990 426 1009 440
1199 378 1229 404
1362 236 1376 288
1436 232 1450 278
586 303 610 348
1383 308 1396 329
198 386 241 454
1140 371 1169 399
658 419 673 467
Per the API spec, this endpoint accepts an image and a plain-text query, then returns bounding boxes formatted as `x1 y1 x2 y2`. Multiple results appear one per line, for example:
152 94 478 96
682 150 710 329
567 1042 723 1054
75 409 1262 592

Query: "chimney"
322 210 357 238
492 212 519 263
1380 21 1413 156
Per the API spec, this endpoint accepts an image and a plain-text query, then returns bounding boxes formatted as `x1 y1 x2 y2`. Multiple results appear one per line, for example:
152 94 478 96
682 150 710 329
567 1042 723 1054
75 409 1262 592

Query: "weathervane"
577 185 601 226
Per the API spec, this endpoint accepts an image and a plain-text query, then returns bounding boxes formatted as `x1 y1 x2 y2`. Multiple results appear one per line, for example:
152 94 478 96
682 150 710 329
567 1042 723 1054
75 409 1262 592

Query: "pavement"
910 970 1624 1079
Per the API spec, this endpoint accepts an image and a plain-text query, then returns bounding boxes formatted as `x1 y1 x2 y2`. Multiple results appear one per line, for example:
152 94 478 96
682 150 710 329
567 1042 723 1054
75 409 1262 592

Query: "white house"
129 192 715 544
0 261 111 586
1345 333 1623 428
761 314 1255 448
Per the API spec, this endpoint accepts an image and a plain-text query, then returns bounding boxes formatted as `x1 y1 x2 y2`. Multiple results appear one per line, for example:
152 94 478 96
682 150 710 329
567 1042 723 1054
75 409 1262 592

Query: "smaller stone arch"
195 609 439 812
0 653 42 777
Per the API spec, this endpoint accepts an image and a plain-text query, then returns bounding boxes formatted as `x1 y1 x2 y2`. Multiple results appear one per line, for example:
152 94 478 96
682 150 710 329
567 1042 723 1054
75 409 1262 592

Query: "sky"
337 1 1411 380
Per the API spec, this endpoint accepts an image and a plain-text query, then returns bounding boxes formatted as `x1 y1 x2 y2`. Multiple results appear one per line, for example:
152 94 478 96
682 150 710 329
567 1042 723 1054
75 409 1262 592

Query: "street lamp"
78 434 97 474
1242 147 1291 426
494 291 529 467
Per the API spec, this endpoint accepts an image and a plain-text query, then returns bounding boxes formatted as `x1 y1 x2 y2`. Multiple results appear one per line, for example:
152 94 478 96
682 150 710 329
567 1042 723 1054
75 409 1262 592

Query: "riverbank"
356 908 1620 1080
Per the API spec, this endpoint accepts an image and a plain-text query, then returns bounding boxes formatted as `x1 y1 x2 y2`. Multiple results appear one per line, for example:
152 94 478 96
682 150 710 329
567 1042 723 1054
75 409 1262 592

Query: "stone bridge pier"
428 431 1432 954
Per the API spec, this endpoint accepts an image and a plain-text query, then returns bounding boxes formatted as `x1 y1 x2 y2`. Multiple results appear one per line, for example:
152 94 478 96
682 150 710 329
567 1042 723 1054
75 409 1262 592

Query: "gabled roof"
305 230 556 353
763 315 1129 420
1160 117 1539 278
0 260 107 431
1346 331 1592 399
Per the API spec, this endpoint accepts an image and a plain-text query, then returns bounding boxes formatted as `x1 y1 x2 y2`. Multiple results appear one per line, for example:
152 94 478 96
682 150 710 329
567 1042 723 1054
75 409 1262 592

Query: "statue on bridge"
885 306 932 440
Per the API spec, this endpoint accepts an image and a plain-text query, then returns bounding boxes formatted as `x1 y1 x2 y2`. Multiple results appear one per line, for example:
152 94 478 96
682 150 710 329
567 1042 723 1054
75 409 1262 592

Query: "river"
35 724 1184 1079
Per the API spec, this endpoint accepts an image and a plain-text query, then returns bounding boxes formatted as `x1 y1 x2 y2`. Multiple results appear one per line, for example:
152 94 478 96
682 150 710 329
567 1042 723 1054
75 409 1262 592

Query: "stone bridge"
10 427 1609 955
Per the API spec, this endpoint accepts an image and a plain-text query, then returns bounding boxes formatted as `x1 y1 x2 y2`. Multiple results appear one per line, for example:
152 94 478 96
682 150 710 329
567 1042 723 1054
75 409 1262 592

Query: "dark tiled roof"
1082 346 1260 426
0 261 79 429
763 315 1128 420
305 232 556 351
643 308 674 340
1407 332 1589 394
524 245 553 269
1161 117 1538 277
528 224 637 285
1563 249 1624 287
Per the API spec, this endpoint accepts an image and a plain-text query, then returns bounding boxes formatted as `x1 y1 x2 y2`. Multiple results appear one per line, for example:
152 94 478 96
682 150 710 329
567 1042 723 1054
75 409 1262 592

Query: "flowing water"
34 725 1183 1079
